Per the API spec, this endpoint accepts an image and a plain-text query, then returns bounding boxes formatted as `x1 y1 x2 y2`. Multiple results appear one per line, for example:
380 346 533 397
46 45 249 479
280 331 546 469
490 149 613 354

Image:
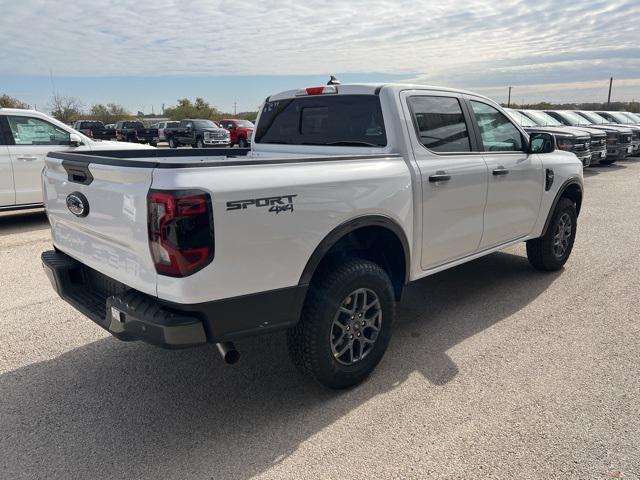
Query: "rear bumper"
42 250 206 348
42 250 307 348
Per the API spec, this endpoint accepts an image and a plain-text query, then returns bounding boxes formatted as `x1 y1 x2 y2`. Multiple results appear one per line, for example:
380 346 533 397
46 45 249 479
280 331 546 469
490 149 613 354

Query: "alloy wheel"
330 288 382 365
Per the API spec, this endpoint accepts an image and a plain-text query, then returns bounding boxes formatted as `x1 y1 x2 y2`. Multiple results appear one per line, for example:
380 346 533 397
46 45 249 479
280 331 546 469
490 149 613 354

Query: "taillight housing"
88 129 94 138
148 189 214 277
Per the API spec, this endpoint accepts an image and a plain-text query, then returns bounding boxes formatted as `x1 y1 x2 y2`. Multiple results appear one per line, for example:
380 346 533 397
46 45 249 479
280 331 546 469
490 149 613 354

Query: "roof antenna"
327 75 341 85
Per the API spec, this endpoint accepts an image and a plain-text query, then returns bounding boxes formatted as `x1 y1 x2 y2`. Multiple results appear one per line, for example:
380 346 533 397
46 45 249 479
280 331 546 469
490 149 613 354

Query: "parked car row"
153 118 255 148
72 119 159 146
71 117 256 149
505 108 639 166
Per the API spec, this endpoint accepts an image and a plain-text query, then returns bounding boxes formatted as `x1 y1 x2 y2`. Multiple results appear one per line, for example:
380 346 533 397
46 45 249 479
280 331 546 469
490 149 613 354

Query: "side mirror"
69 133 83 147
529 132 555 154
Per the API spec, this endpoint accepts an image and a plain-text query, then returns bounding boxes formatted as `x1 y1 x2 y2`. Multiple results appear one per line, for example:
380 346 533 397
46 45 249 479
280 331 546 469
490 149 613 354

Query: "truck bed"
46 148 395 168
43 147 408 304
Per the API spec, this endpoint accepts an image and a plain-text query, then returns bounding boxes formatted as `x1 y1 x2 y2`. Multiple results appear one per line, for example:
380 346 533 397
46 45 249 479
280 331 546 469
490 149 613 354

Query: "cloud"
1 0 639 100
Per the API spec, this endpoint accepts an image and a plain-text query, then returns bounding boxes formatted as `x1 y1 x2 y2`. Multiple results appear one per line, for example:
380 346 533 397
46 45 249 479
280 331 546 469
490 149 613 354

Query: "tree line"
0 93 258 124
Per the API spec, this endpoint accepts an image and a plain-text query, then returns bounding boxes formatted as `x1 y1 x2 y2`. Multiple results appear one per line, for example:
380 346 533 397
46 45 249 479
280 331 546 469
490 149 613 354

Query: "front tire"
195 137 205 149
287 259 395 389
238 137 248 148
526 197 577 271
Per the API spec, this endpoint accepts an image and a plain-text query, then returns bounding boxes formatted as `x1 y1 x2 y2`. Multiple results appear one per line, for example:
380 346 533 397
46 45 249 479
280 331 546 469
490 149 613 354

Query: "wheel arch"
298 215 410 300
542 178 583 235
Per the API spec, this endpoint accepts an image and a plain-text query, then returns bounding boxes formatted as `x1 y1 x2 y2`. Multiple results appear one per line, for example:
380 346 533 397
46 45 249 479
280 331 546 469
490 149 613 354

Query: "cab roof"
0 107 41 115
266 83 491 102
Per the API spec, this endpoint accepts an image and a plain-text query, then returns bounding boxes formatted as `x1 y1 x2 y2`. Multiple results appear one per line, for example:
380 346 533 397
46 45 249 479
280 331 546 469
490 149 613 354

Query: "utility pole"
162 103 165 115
233 102 237 115
507 86 512 108
607 77 613 107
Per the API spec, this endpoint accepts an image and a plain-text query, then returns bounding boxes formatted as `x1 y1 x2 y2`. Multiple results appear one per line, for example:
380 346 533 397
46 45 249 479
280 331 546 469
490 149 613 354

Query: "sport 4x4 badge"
226 194 297 214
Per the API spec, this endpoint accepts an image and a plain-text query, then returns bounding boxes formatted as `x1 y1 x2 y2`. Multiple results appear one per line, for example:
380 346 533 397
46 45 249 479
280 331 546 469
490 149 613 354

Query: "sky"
1 0 639 114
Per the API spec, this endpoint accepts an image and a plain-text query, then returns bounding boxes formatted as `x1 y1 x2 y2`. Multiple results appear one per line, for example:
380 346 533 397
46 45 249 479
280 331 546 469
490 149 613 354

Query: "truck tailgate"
43 157 157 296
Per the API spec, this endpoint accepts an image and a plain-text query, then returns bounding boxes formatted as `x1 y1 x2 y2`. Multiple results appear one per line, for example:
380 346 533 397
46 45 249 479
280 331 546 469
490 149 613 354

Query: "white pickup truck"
41 83 583 388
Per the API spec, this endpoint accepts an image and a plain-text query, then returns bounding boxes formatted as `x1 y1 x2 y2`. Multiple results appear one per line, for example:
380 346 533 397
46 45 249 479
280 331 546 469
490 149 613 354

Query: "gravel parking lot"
1 160 639 479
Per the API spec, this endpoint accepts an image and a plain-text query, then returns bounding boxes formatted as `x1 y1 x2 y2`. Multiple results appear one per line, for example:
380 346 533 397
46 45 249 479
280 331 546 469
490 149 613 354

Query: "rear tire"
526 197 577 271
287 258 395 389
168 137 178 148
149 141 157 147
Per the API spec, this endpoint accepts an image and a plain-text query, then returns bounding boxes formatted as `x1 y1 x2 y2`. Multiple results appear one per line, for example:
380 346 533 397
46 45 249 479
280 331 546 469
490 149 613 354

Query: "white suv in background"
0 108 154 211
150 121 180 141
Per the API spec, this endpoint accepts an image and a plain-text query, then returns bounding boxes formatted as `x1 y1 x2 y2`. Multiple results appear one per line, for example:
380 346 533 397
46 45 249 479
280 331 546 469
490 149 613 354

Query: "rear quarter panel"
151 156 413 304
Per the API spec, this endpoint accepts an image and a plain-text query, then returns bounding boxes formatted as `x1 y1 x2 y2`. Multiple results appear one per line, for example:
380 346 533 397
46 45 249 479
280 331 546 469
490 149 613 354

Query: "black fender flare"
542 178 583 235
298 214 411 286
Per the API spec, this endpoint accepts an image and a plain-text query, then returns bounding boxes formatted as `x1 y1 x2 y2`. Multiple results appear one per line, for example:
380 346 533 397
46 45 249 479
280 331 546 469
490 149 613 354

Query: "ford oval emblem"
66 192 89 217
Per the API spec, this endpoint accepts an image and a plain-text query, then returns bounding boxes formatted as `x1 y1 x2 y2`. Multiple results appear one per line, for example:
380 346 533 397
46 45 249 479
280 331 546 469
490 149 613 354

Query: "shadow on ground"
1 251 561 479
0 210 48 236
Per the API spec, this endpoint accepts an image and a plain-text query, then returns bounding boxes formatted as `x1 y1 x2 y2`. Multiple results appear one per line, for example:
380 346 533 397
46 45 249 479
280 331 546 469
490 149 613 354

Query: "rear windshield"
255 94 387 147
235 120 254 128
122 121 144 128
81 121 104 129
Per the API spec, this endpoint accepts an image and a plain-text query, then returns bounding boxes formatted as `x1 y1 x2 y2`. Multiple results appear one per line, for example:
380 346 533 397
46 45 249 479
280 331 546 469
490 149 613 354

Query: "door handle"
17 156 38 161
492 166 510 176
428 172 451 183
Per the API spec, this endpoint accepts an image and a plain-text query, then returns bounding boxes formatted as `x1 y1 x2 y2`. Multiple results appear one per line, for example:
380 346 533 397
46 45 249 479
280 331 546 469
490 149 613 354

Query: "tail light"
163 128 168 137
148 190 214 277
88 129 94 138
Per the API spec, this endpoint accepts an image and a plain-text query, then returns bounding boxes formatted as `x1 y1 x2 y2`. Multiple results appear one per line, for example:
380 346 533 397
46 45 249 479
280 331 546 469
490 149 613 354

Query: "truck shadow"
0 209 48 236
1 251 561 480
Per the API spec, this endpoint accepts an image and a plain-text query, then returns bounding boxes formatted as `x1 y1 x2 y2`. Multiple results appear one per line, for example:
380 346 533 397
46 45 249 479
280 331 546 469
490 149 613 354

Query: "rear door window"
255 94 387 147
407 96 471 152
